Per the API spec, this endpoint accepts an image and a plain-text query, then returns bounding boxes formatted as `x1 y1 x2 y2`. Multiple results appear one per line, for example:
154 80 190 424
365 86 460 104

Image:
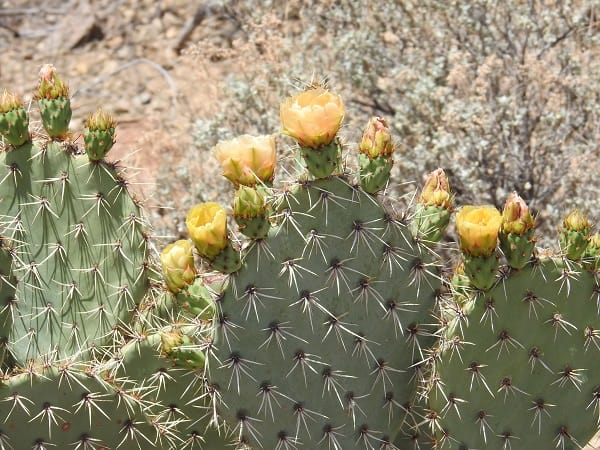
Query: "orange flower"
213 135 276 186
280 87 344 148
456 205 502 257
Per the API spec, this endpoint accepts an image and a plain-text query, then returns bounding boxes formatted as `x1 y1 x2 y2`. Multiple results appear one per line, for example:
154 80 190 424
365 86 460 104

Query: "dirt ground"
2 1 600 448
1 0 235 225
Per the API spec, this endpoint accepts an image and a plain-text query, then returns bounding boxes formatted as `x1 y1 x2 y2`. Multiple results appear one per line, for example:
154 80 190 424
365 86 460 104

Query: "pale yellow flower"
160 240 196 293
456 205 502 257
280 87 344 148
213 135 276 186
186 203 228 259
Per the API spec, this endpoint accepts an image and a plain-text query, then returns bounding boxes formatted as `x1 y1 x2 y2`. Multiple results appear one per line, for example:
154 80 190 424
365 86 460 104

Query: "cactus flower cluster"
2 67 599 450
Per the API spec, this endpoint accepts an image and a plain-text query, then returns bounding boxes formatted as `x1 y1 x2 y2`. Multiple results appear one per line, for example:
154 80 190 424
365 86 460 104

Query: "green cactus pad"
84 126 116 161
0 141 149 365
462 252 501 291
499 229 535 269
38 97 72 139
0 365 161 450
0 106 30 147
411 204 452 245
358 153 393 194
207 176 440 449
299 140 341 178
430 258 600 449
560 229 590 261
101 331 230 449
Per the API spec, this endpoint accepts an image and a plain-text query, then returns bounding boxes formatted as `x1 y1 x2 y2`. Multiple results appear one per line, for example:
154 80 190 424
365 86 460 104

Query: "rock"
38 0 103 52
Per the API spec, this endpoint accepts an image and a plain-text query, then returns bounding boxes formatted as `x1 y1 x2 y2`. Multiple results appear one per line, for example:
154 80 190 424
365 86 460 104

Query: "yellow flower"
213 135 276 186
280 87 344 148
186 203 228 259
160 240 196 293
456 205 502 257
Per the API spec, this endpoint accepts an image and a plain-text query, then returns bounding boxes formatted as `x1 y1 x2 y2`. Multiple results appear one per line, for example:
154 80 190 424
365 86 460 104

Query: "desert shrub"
180 0 598 246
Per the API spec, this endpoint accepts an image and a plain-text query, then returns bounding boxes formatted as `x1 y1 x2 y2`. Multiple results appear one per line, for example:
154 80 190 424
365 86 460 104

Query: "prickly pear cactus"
0 79 149 365
428 204 600 449
207 176 440 448
170 88 455 449
0 67 215 449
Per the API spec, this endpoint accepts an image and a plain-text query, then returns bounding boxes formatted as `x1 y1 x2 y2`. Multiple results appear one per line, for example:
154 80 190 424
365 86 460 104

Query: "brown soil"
1 0 233 211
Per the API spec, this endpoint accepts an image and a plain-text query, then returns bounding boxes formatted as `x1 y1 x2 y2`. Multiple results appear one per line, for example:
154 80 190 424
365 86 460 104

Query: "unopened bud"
501 192 535 235
563 210 591 233
234 185 265 219
560 210 592 261
358 117 394 159
84 109 116 161
0 91 22 114
160 240 196 293
36 64 69 100
420 168 452 210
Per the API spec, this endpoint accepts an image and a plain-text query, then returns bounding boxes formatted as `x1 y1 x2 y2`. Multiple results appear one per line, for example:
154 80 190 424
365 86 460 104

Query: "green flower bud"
563 210 591 233
84 108 116 161
0 91 30 147
233 185 266 219
36 64 70 100
560 210 592 261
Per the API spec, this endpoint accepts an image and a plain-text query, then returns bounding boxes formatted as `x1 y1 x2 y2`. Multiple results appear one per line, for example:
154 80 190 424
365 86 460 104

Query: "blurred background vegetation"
1 0 599 250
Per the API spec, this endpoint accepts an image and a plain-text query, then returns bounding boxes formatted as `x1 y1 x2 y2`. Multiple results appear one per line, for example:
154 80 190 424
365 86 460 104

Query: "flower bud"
84 109 116 161
161 330 206 369
358 117 394 159
501 192 535 235
213 134 276 186
233 185 270 239
456 205 502 257
0 91 30 147
280 87 344 148
36 64 69 100
234 185 265 218
563 210 591 233
560 210 592 261
419 168 452 210
160 240 196 293
0 91 22 114
186 203 228 260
